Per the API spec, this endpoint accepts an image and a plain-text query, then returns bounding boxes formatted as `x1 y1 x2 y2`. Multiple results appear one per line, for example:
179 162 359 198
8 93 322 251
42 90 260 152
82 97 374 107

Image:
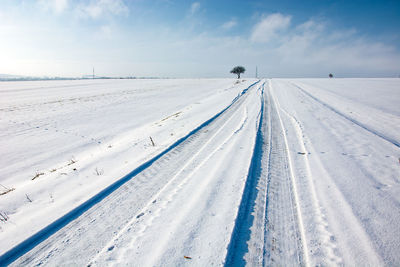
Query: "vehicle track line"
262 81 273 265
224 82 265 266
270 84 311 267
131 106 251 266
89 93 252 265
262 82 303 265
226 80 307 266
272 88 343 265
275 80 385 265
292 83 400 148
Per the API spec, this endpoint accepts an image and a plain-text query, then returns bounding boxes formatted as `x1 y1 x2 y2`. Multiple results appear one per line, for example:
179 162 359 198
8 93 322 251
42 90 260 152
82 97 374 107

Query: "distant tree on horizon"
329 73 333 78
231 66 246 79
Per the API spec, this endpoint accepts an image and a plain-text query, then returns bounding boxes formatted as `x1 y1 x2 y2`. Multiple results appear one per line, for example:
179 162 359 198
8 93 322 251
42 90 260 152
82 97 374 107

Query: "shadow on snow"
224 82 266 266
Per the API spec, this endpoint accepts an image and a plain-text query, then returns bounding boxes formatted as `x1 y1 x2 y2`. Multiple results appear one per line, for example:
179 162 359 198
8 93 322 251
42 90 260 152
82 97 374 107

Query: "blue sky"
0 0 399 78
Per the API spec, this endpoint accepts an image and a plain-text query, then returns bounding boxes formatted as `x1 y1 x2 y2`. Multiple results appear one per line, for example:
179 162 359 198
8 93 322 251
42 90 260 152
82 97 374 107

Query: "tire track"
292 83 400 148
112 106 250 266
225 80 308 266
273 80 386 265
263 84 305 266
89 97 250 266
270 82 346 265
224 82 266 266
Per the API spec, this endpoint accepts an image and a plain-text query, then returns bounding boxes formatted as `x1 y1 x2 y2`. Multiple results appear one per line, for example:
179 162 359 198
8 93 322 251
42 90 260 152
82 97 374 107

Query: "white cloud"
250 13 291 43
76 0 129 19
221 19 237 30
296 19 325 34
189 2 200 15
264 19 400 76
38 0 69 14
95 24 112 39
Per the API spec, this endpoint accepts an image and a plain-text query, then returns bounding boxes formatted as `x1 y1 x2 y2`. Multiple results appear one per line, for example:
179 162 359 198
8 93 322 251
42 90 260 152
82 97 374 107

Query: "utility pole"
93 67 95 79
255 66 258 78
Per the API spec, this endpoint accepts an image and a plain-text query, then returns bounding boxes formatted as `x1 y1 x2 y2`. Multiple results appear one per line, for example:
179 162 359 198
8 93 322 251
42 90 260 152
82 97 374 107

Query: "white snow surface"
0 78 256 255
0 78 399 266
267 79 400 265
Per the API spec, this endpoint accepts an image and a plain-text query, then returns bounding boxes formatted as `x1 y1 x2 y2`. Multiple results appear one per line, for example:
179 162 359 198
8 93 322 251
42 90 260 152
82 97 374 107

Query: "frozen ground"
0 78 399 266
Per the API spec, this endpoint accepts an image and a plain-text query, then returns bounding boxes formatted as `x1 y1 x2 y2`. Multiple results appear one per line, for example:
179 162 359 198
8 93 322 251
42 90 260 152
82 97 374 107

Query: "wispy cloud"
250 13 291 43
249 17 400 76
189 2 200 15
76 0 129 19
38 0 69 14
221 19 237 30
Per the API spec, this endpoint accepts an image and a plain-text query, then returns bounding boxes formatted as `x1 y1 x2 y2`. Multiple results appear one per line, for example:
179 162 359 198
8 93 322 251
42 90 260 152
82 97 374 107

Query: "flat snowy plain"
0 78 399 266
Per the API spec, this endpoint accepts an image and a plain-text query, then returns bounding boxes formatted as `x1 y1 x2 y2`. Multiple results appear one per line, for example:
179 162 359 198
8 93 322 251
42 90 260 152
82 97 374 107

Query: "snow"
1 78 399 265
0 78 257 256
268 78 400 265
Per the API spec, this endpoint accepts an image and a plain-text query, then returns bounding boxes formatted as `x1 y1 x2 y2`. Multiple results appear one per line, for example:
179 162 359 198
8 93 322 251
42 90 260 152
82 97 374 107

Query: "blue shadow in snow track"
224 82 265 266
0 80 260 266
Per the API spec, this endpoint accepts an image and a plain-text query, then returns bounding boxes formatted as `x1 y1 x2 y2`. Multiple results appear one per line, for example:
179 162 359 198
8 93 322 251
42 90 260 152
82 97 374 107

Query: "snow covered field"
0 78 257 257
0 78 399 265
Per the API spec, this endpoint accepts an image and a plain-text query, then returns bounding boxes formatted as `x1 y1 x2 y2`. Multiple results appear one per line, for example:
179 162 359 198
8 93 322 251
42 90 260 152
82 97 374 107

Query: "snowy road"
1 78 399 265
226 82 306 266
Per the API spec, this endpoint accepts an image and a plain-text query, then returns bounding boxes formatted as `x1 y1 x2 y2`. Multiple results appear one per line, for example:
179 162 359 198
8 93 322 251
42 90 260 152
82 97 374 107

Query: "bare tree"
231 66 246 79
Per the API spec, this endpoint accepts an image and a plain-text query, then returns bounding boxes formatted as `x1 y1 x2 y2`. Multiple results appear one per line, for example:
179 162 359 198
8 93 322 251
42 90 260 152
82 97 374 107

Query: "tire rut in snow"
224 82 266 266
292 83 400 148
263 87 304 265
225 81 304 266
